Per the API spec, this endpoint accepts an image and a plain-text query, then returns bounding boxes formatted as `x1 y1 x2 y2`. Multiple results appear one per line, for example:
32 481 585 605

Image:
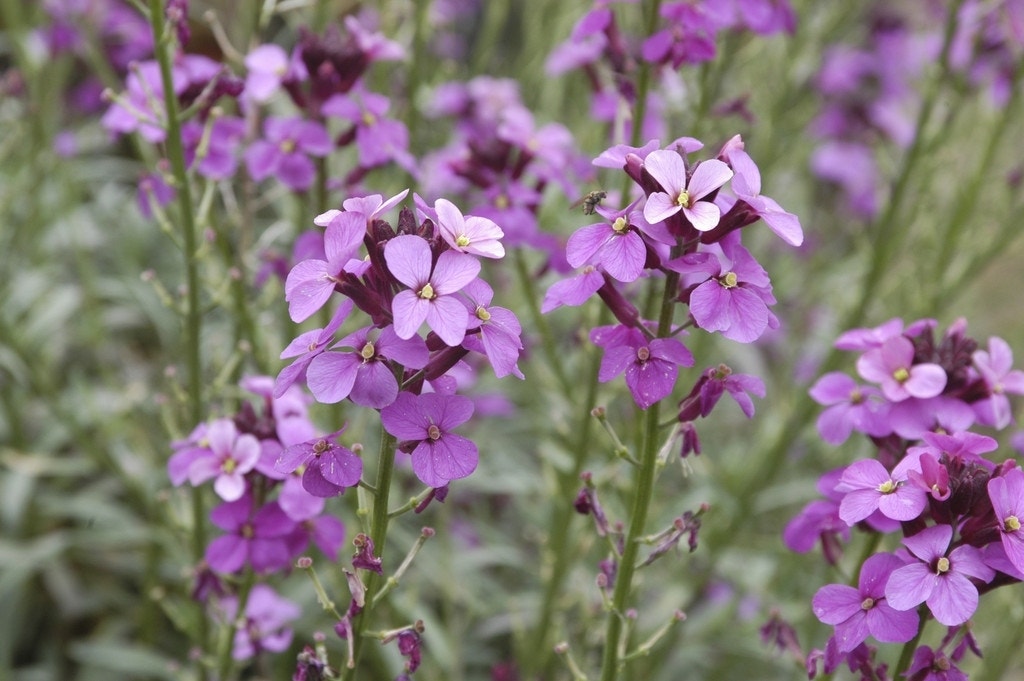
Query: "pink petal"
391 290 430 340
384 235 432 289
643 149 687 195
686 159 733 201
682 200 722 232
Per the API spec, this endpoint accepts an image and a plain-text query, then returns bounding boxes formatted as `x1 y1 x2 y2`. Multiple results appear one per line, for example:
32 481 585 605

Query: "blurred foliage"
1 0 1024 680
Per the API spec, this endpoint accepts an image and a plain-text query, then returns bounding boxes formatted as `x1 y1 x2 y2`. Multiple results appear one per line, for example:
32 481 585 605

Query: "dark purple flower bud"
293 645 330 681
414 485 449 514
397 628 423 672
166 0 190 47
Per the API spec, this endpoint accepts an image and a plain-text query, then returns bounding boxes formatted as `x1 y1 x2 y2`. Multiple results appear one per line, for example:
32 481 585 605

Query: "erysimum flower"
592 325 694 409
885 524 994 626
275 429 363 498
836 452 927 524
856 336 947 402
987 466 1024 575
384 234 480 346
167 418 260 502
222 584 301 660
380 391 478 487
812 552 919 652
642 150 733 231
434 197 505 259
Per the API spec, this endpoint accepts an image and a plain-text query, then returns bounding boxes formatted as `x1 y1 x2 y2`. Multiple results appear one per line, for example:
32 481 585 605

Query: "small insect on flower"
570 190 607 216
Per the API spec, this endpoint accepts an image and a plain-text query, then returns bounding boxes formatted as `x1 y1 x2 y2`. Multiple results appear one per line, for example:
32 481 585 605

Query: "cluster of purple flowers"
168 376 345 659
544 134 800 451
788 318 1024 678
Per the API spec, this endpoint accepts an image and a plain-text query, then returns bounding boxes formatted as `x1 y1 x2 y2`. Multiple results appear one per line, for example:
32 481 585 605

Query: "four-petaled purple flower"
836 452 927 525
380 392 478 488
222 584 301 660
812 552 919 652
856 336 947 402
642 150 733 231
275 429 363 498
384 234 480 346
593 325 695 410
987 466 1024 575
885 524 994 626
167 418 261 502
435 198 505 259
205 494 298 574
285 211 365 322
971 336 1024 429
245 116 332 191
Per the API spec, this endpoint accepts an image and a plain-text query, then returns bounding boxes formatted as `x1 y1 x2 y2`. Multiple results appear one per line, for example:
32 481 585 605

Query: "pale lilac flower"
284 212 365 322
856 336 947 402
384 234 480 346
305 325 429 408
885 524 994 626
243 44 297 103
987 467 1024 575
435 198 505 258
971 336 1024 429
809 372 891 445
593 325 694 409
245 116 332 191
314 189 410 227
380 391 478 487
566 201 670 283
460 279 524 379
222 584 301 659
812 552 919 652
726 148 803 246
836 452 927 524
276 429 363 498
642 151 733 230
541 266 605 313
321 90 416 171
168 418 260 502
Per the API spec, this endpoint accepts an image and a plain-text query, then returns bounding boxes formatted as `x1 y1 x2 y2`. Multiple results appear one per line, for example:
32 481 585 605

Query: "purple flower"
812 552 919 652
460 279 524 379
809 372 891 445
856 336 948 402
384 234 480 346
834 318 904 351
971 336 1024 429
243 44 301 103
904 645 968 681
435 198 505 259
726 147 803 246
593 325 695 410
276 429 363 498
540 265 604 313
668 235 777 343
566 201 669 283
885 524 994 626
222 584 301 660
245 116 332 191
205 495 298 573
380 391 478 487
305 325 429 408
316 189 410 227
274 300 354 397
167 418 260 501
642 151 733 230
284 211 365 322
987 466 1024 575
836 452 927 524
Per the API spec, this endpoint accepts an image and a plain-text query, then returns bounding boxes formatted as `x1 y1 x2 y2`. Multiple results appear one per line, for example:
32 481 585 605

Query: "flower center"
222 458 237 473
877 479 896 494
279 138 296 154
720 271 738 288
362 111 376 126
936 556 950 574
612 217 628 234
242 523 254 539
313 439 330 456
419 282 436 300
427 425 441 441
307 340 319 352
476 306 491 322
1005 515 1021 532
636 346 650 362
456 234 471 247
360 342 376 360
860 597 875 610
495 194 509 210
676 189 691 208
849 388 864 405
893 367 910 383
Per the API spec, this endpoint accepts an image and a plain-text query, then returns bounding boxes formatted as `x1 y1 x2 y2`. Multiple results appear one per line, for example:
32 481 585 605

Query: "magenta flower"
245 116 332 191
167 418 260 502
284 211 365 322
205 495 298 573
809 372 891 445
987 467 1024 575
305 325 429 408
885 524 994 626
836 452 927 525
593 325 695 410
971 336 1024 429
275 429 363 498
222 584 301 660
642 150 733 230
380 392 478 487
460 279 524 379
812 552 919 652
435 198 505 259
322 89 416 171
384 234 480 346
905 646 968 681
726 148 804 246
566 202 670 283
856 336 947 402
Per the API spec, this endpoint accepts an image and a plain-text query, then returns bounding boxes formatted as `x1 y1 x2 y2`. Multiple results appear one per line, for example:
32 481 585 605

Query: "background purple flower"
245 116 332 191
380 392 478 487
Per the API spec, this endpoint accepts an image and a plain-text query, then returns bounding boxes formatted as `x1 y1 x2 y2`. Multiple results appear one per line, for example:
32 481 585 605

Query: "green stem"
216 571 255 681
149 0 209 669
512 249 573 395
893 612 926 677
344 426 398 679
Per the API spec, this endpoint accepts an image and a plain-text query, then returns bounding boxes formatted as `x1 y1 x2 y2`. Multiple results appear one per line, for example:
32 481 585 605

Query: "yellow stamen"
720 271 738 288
612 217 628 234
893 367 910 383
860 597 874 610
360 342 376 360
676 190 691 208
279 138 296 154
456 234 471 247
419 283 435 300
636 347 650 362
877 479 896 494
427 425 441 441
1005 515 1021 532
476 306 491 322
936 557 950 573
